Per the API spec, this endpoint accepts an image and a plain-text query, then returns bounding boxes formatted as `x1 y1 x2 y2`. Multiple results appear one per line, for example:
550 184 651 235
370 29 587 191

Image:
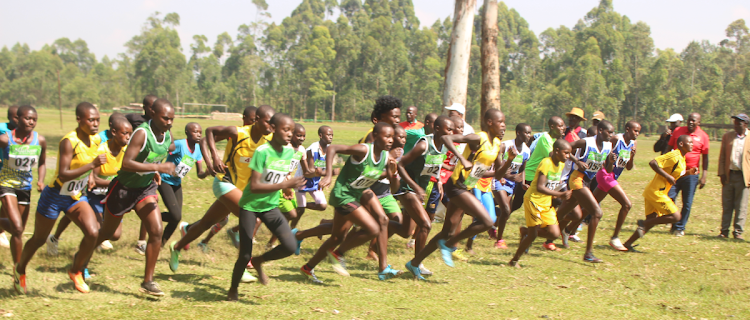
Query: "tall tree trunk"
443 0 477 110
480 0 500 121
314 101 318 122
331 89 336 122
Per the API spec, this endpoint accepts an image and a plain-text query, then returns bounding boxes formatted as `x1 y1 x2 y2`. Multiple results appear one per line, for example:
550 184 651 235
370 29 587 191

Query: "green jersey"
240 143 296 212
329 143 388 207
117 121 172 188
401 134 446 191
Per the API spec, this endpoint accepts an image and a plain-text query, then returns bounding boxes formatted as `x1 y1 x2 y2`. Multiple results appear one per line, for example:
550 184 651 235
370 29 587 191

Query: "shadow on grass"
275 268 340 287
170 286 252 304
0 287 62 299
153 273 227 292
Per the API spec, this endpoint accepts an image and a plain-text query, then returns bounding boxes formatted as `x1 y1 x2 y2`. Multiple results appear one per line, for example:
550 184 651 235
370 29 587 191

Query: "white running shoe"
608 237 627 252
100 240 114 250
569 234 582 243
46 234 59 256
406 239 415 249
0 232 9 248
419 263 433 276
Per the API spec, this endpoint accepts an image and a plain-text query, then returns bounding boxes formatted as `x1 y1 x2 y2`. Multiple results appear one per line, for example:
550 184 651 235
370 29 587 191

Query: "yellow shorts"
644 195 677 217
568 170 588 191
524 200 557 228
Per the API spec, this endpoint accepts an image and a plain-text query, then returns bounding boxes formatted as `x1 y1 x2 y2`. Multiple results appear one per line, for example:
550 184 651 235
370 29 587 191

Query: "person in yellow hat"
587 111 605 137
564 107 587 142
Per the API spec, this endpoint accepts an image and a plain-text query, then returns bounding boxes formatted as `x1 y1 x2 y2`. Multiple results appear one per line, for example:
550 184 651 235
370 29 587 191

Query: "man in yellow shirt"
622 135 694 252
509 139 572 267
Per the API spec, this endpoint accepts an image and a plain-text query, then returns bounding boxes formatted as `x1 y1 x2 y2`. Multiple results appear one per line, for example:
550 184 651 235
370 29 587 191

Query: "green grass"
0 108 748 319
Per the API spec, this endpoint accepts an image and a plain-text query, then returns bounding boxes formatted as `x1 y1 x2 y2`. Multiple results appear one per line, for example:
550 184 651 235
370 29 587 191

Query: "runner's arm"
441 133 481 171
37 135 48 191
90 167 111 188
649 159 675 185
536 172 569 198
202 125 239 174
397 140 427 194
121 130 175 175
195 161 209 179
319 144 368 189
56 138 106 182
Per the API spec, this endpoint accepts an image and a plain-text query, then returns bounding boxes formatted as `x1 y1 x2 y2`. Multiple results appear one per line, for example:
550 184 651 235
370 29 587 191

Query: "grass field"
0 108 748 319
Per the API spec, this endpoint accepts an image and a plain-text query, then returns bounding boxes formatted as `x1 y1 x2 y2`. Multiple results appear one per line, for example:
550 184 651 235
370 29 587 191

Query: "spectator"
400 106 425 153
587 111 605 137
654 114 683 154
717 113 750 239
444 103 475 135
564 107 587 142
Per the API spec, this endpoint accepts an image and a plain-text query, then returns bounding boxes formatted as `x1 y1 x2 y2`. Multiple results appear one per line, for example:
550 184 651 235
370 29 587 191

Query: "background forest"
0 0 748 132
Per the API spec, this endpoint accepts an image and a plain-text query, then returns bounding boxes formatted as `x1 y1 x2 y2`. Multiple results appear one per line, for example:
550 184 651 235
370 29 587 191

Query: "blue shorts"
88 193 106 215
425 181 450 214
37 186 88 220
494 179 516 195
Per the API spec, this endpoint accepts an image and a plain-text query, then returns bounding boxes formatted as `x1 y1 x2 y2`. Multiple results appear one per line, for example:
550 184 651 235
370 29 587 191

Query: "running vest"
612 134 635 180
451 131 502 189
496 139 531 191
216 125 272 191
329 143 388 207
117 121 171 188
571 136 612 180
0 130 41 190
403 134 447 190
301 141 326 192
51 129 102 200
92 141 126 195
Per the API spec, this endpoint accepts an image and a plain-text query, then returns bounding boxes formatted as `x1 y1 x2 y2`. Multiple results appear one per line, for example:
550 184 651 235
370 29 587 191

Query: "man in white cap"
444 103 474 135
654 113 683 154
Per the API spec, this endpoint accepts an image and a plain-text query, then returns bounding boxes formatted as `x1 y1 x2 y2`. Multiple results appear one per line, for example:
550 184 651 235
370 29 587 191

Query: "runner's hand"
92 153 107 167
37 181 44 192
212 155 227 174
319 176 331 189
285 176 306 189
561 190 572 201
153 173 162 186
158 162 176 176
282 187 294 200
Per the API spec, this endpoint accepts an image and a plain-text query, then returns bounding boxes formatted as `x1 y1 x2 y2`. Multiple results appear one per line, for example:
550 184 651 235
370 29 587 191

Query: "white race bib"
60 174 89 197
8 144 41 171
350 165 383 189
420 154 446 178
261 157 292 185
463 163 491 188
174 155 196 179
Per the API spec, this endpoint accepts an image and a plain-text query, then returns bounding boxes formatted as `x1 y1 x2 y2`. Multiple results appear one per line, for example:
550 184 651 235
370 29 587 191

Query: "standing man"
654 114 683 155
445 103 474 135
667 112 709 236
587 111 605 137
400 106 425 153
718 114 750 239
564 107 587 142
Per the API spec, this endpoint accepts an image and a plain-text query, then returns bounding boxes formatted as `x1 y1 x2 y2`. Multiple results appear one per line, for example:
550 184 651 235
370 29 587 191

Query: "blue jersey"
301 141 326 192
98 129 110 143
570 136 612 180
160 139 203 186
0 122 10 170
495 139 531 192
612 134 634 180
0 131 41 190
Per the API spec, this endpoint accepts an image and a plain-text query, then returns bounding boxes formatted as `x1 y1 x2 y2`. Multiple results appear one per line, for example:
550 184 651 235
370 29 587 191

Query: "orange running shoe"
542 242 559 251
68 270 90 293
13 268 26 294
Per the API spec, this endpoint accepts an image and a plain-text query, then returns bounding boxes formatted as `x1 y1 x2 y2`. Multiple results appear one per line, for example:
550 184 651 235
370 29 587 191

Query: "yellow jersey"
51 130 102 200
359 128 373 144
216 125 273 191
524 157 565 208
643 149 686 201
451 131 501 189
91 141 126 195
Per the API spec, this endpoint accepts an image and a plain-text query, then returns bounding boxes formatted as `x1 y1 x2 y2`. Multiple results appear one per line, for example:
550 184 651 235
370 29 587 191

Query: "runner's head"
424 113 438 134
624 121 641 141
483 109 505 137
548 116 565 139
676 135 693 154
293 123 306 146
405 106 417 123
318 125 333 145
150 98 175 133
243 106 257 126
16 105 37 133
185 122 202 144
255 105 275 135
433 115 454 138
109 112 125 128
498 121 507 140
76 102 100 135
372 122 394 152
143 94 158 119
516 123 532 144
110 116 133 148
392 124 406 149
596 120 615 142
7 105 19 129
373 95 402 125
450 116 464 135
370 111 378 125
269 113 294 146
551 139 572 163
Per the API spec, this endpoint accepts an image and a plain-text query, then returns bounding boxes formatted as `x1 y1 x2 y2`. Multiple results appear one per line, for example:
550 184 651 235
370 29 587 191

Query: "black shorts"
334 201 361 216
103 178 159 216
425 182 450 214
444 179 468 199
0 186 31 205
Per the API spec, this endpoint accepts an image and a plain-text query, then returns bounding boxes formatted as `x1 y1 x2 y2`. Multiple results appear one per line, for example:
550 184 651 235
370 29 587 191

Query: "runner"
228 113 306 300
405 109 515 279
130 95 158 255
163 123 209 244
14 102 106 294
622 135 693 252
509 139 572 267
294 125 335 228
359 95 401 143
0 105 19 248
493 123 532 249
0 106 47 269
93 98 176 296
300 122 399 283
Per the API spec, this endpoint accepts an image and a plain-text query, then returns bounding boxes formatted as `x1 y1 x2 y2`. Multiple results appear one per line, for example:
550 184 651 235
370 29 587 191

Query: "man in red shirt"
399 106 425 153
667 112 709 236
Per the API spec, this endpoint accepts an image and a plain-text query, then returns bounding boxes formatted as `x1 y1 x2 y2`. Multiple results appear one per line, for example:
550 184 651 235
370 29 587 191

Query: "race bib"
60 173 89 197
350 165 383 189
261 157 292 185
545 171 563 191
137 151 168 176
420 154 447 178
464 162 491 188
584 152 606 173
615 150 630 168
314 159 326 168
92 175 114 195
506 156 524 174
8 144 41 171
174 155 196 179
289 152 304 173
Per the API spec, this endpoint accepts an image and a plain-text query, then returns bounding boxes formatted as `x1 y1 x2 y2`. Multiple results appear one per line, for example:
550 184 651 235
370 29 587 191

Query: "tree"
480 0 500 119
443 0 476 109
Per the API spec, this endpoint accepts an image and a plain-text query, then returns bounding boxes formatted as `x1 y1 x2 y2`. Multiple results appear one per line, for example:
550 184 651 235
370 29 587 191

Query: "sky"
1 0 748 60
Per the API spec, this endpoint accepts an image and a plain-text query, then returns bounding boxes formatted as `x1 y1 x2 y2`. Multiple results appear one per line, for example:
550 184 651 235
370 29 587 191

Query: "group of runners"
0 95 696 301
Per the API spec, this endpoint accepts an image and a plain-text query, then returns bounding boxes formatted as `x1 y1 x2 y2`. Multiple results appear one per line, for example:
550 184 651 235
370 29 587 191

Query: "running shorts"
36 186 88 220
524 199 557 228
212 177 238 198
104 178 158 216
0 186 31 205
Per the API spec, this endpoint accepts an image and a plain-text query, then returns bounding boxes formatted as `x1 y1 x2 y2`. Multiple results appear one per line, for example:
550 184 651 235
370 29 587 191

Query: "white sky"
1 0 748 60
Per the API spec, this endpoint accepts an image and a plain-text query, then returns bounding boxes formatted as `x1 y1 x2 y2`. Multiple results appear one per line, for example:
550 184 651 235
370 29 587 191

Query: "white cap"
666 113 684 123
444 103 465 115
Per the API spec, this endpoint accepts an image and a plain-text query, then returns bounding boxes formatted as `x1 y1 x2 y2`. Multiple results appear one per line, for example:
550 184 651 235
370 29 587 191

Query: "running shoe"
495 239 508 249
509 260 519 268
292 228 302 255
404 261 425 280
179 221 190 250
134 242 146 256
100 240 113 251
583 253 603 263
406 238 415 249
83 268 91 280
300 265 323 284
675 230 685 237
624 244 641 253
488 228 497 239
542 242 559 251
452 248 469 262
241 269 257 283
327 250 349 276
68 270 90 293
0 232 9 248
197 242 209 253
560 228 570 248
169 241 180 272
609 237 627 252
264 242 276 251
227 228 240 248
139 281 165 297
419 263 433 276
378 265 403 280
46 234 58 256
13 268 26 294
437 239 455 267
569 234 582 243
636 220 646 238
